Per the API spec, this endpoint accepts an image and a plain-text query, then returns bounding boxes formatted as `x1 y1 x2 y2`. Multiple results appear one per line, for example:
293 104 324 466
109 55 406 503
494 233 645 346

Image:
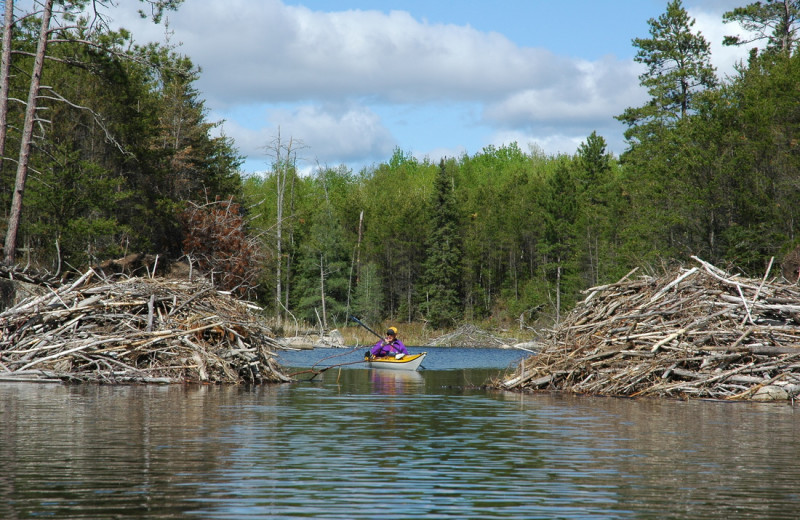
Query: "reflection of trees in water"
4 374 798 519
501 393 799 518
0 384 269 517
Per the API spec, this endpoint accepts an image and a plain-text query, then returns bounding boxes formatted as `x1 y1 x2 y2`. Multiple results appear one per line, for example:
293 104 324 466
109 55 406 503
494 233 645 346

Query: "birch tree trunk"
268 130 288 321
4 0 52 265
346 209 364 314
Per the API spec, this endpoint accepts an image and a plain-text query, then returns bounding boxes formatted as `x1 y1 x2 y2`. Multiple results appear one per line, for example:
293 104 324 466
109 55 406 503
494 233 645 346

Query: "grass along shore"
338 321 536 348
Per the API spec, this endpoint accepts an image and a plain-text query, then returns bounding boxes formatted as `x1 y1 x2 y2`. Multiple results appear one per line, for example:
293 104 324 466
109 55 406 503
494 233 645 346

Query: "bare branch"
37 86 133 157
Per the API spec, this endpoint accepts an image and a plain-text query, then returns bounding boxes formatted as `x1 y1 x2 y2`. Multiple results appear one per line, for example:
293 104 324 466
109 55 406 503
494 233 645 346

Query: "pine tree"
541 160 580 322
617 0 717 144
576 131 611 195
723 0 800 55
575 132 612 286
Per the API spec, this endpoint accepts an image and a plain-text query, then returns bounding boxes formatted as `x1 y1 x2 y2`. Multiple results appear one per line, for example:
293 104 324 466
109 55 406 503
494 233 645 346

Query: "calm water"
1 347 799 519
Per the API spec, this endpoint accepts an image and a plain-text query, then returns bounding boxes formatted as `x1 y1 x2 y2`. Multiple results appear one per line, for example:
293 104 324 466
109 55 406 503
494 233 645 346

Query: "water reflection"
369 369 424 393
1 366 800 519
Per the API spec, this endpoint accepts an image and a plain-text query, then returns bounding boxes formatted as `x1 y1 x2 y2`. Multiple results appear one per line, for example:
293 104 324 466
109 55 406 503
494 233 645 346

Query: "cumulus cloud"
264 104 396 162
483 56 646 128
689 7 753 79
217 103 396 168
114 0 596 107
107 0 751 171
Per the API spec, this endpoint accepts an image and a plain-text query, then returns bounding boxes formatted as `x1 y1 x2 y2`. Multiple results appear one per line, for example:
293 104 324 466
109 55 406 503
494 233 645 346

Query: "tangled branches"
501 257 800 401
0 270 291 384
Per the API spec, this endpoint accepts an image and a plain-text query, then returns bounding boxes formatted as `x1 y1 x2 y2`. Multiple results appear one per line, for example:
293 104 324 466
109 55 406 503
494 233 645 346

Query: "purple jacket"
369 338 408 357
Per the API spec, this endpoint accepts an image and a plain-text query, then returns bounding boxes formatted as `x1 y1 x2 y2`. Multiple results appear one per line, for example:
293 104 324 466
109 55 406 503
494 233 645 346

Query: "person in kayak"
366 327 408 358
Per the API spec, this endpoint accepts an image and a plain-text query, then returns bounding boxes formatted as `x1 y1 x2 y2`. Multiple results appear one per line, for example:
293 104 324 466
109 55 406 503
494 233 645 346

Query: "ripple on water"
2 365 800 519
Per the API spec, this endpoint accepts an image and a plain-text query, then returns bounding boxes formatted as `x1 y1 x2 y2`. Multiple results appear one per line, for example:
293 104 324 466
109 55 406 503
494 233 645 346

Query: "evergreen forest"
3 0 800 333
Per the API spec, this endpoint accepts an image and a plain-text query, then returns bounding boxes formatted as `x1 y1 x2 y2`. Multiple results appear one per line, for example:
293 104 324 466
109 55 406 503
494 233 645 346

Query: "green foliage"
290 168 352 327
614 1 723 272
357 151 435 321
420 159 463 328
576 131 611 192
24 143 132 267
574 132 616 286
723 0 800 54
352 262 383 325
722 223 787 272
618 0 717 143
0 5 241 270
457 143 548 322
539 159 584 314
10 2 800 332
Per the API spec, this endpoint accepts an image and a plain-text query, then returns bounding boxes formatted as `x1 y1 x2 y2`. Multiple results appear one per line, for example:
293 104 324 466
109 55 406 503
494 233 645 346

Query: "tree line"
3 1 800 332
243 0 800 330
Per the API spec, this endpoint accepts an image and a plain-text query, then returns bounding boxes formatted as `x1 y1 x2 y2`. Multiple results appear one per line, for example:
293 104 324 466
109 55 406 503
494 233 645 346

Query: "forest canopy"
3 0 800 332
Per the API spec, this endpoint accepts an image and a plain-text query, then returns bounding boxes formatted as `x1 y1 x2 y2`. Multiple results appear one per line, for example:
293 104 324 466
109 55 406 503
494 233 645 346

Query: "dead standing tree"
264 129 304 323
0 0 14 176
180 198 264 298
4 0 53 266
1 0 184 266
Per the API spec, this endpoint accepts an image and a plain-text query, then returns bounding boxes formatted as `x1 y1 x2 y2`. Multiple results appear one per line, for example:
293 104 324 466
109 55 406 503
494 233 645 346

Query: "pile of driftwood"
432 324 517 348
0 269 291 384
500 256 800 401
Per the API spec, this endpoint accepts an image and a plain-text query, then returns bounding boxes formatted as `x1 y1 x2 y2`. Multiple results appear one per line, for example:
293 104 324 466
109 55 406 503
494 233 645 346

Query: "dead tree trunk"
0 0 14 171
271 130 294 321
319 252 327 329
4 0 52 266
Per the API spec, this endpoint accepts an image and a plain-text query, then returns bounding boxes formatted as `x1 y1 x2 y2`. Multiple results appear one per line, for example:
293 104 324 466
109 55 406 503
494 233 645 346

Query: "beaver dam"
0 268 291 384
500 256 800 402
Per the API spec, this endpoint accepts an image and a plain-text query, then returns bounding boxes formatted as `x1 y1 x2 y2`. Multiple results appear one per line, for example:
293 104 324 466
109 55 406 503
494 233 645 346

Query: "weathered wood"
498 257 800 401
0 272 292 384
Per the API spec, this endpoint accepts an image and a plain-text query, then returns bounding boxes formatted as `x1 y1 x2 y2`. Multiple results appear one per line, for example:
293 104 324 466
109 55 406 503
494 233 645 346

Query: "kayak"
365 352 427 371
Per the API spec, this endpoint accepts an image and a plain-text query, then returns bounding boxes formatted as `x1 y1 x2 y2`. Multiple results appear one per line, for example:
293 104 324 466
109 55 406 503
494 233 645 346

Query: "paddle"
349 315 383 340
290 358 366 381
294 316 384 382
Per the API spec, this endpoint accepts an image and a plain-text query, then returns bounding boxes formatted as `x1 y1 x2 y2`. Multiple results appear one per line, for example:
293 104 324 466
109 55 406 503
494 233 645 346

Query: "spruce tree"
421 159 462 328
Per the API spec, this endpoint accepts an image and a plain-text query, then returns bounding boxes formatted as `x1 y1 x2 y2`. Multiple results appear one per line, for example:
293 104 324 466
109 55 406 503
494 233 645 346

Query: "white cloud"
217 103 396 168
107 0 752 171
265 104 396 162
482 56 646 129
690 7 752 78
115 0 589 107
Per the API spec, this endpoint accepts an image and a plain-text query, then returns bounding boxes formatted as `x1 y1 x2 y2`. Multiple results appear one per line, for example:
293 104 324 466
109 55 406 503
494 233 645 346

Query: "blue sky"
114 1 753 175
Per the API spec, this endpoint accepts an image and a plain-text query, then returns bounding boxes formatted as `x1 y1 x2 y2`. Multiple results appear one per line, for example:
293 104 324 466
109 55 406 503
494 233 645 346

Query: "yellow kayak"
364 352 426 371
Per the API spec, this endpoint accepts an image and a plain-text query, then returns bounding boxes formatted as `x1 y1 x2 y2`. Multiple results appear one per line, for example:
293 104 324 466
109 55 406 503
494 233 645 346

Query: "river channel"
1 346 799 519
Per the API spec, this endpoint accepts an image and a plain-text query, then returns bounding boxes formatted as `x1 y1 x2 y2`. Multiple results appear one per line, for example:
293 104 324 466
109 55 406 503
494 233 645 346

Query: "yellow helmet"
387 326 398 336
